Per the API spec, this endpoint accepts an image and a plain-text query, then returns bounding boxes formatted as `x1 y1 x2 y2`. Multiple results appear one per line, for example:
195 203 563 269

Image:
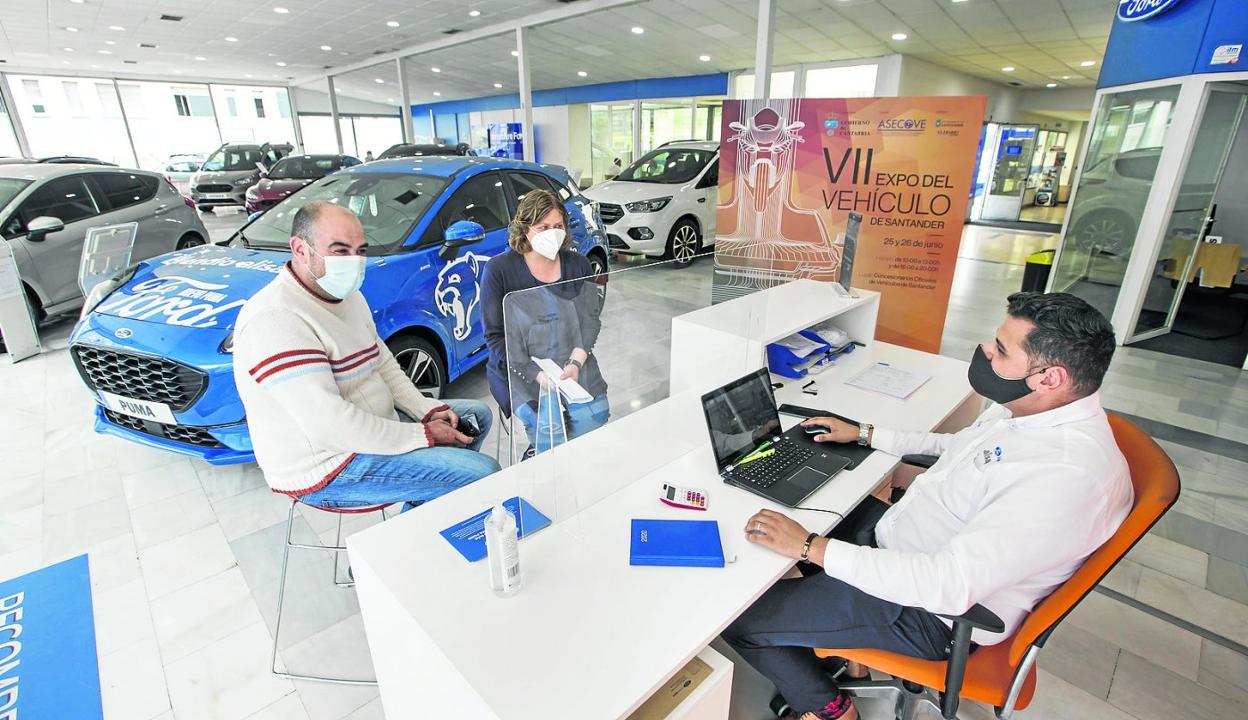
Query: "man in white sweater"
233 200 499 510
723 292 1132 720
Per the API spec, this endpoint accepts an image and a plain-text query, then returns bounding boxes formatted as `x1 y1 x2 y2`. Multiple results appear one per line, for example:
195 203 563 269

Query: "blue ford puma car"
69 157 609 464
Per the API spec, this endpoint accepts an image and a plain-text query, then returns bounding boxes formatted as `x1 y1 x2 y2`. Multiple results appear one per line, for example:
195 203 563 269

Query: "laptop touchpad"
788 466 829 492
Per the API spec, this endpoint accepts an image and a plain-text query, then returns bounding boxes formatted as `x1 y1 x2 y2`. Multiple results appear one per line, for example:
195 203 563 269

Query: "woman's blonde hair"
508 188 573 253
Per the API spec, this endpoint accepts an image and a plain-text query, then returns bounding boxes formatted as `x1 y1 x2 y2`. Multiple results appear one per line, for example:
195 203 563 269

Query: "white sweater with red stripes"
233 265 446 495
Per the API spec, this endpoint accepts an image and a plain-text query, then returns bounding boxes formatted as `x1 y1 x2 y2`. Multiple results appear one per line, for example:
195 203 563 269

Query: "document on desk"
531 357 594 404
439 497 551 562
846 362 930 400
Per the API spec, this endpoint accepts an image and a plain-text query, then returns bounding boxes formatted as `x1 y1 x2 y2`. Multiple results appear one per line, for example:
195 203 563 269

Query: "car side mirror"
439 220 485 261
26 216 64 241
256 162 268 177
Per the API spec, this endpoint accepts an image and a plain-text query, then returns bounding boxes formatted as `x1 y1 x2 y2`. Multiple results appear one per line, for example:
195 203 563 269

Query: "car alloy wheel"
670 221 700 267
1076 215 1130 255
391 339 445 399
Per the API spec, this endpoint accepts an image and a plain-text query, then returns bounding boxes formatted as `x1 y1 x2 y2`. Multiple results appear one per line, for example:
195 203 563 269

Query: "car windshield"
233 173 447 251
269 156 340 180
201 147 264 172
617 148 713 184
0 178 32 210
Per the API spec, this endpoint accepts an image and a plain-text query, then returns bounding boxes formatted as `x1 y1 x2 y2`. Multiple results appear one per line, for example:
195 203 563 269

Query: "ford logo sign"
114 328 133 339
1118 0 1183 22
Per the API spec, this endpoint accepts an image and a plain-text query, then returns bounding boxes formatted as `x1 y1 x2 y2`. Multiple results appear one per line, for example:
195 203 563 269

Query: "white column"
0 73 32 157
632 101 641 160
690 96 697 140
111 80 140 167
516 27 535 162
754 0 776 103
327 75 344 154
397 57 414 144
287 85 305 153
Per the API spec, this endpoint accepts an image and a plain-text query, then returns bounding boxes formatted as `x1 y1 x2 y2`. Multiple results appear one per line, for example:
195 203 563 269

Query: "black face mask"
968 345 1047 404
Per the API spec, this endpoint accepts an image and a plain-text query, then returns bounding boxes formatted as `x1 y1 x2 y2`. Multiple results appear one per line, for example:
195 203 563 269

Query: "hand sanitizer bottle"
485 503 521 597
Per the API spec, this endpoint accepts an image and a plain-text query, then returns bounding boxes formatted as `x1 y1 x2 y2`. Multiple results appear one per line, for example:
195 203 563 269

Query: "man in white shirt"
233 200 500 510
722 292 1132 720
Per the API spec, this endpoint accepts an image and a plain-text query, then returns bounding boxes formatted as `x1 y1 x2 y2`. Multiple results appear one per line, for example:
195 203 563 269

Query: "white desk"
349 282 978 720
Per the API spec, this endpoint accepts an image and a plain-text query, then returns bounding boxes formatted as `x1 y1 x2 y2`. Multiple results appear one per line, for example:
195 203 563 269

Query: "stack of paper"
846 362 930 400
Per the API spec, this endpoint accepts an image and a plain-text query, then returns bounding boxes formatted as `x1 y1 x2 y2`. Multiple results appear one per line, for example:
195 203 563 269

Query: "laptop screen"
701 368 782 469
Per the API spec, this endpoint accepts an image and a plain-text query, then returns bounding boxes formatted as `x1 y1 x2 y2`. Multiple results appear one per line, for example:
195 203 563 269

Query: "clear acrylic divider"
78 222 138 297
500 253 770 540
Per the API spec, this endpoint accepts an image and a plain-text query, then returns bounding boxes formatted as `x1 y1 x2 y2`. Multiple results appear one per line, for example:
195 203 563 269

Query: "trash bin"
1022 249 1055 292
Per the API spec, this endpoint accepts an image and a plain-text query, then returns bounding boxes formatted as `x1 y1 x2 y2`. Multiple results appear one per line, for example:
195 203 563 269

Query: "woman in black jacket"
481 189 609 456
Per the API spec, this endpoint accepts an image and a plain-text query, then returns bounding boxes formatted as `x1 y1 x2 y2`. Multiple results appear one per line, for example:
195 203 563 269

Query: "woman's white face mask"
529 228 565 260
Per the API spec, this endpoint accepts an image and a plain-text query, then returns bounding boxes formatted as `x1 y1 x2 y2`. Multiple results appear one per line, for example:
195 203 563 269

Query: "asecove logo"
1117 0 1183 23
877 117 928 133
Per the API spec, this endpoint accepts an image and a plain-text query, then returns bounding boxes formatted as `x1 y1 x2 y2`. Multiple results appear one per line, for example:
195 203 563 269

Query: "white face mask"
308 246 366 299
529 228 565 260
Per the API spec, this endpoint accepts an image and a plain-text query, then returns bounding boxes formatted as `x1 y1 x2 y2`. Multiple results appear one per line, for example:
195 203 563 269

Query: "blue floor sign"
0 554 103 720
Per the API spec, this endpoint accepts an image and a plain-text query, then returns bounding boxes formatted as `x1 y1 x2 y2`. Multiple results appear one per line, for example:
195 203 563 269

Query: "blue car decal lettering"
435 251 490 341
159 254 284 274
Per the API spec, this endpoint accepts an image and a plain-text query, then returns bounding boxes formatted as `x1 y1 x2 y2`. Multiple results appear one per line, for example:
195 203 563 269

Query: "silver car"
190 142 292 212
0 164 208 320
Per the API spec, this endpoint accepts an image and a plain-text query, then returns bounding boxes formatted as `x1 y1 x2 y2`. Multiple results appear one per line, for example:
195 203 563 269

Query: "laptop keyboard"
729 438 812 489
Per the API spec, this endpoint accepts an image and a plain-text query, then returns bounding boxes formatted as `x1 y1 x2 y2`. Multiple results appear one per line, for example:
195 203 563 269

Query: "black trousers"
721 497 953 715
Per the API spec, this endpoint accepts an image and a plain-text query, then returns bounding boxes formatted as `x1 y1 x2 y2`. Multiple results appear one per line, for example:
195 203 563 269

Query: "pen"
738 448 776 465
802 380 816 389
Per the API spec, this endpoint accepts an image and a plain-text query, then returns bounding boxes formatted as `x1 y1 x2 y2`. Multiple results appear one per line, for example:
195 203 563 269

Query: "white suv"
583 141 718 267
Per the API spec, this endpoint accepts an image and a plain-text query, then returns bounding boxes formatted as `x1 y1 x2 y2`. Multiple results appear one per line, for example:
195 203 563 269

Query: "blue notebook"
439 497 550 562
629 519 725 568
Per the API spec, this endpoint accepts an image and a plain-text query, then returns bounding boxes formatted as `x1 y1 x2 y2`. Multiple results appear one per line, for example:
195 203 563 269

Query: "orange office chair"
815 414 1180 720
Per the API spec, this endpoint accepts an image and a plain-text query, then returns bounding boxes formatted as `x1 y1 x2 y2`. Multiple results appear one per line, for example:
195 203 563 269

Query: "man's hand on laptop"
427 419 472 447
744 509 826 565
801 417 858 444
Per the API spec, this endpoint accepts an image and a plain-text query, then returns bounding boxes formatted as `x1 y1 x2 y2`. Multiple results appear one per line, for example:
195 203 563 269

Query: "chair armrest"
931 605 1004 719
938 603 1005 633
900 454 939 469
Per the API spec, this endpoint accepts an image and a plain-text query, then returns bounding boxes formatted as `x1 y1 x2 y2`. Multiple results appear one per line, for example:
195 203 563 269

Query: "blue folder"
439 497 550 562
629 519 725 568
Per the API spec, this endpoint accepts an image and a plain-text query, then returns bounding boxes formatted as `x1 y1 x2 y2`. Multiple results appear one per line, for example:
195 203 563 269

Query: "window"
254 97 266 118
277 92 291 119
439 173 510 232
201 146 266 171
165 161 199 173
188 95 213 117
618 148 714 184
268 155 342 179
506 171 560 206
226 96 238 117
91 172 159 211
62 81 86 117
173 94 191 117
4 175 98 237
117 83 145 118
22 79 45 114
236 173 447 252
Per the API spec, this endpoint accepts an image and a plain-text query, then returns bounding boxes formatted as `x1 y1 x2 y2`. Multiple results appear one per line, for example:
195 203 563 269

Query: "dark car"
191 142 294 212
377 143 470 160
244 154 360 213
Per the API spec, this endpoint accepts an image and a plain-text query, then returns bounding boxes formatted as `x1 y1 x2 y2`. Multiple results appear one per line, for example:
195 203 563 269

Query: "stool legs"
270 502 381 686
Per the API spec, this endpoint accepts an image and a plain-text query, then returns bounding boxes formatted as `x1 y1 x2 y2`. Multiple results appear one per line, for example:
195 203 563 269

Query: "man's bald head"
291 200 361 247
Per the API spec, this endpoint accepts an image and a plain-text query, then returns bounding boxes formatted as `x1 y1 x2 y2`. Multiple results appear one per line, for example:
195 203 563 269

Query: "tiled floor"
2 213 1247 719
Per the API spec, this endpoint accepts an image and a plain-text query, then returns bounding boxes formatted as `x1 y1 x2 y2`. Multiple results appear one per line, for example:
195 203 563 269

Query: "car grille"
599 203 624 225
72 345 208 412
195 184 233 193
607 233 630 250
103 409 225 449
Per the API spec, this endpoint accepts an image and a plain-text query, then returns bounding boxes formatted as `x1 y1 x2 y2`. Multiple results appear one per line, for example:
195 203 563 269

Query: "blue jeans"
514 393 610 453
300 399 501 511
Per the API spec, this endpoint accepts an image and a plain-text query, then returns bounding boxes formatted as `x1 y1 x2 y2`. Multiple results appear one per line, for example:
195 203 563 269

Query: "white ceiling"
2 0 1114 108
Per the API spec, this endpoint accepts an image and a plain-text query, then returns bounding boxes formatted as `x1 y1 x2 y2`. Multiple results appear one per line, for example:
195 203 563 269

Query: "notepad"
531 357 594 404
846 362 930 400
629 519 725 568
439 497 551 562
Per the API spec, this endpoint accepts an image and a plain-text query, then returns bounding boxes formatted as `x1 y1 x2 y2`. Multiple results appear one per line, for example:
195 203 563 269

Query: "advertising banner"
714 96 987 352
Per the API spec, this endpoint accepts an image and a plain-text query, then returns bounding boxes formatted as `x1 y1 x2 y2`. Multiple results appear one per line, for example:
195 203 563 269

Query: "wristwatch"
568 357 584 369
857 422 874 446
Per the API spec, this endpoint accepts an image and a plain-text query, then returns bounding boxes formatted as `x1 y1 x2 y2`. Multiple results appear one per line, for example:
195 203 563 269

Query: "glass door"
589 102 635 185
1129 86 1248 342
981 124 1039 221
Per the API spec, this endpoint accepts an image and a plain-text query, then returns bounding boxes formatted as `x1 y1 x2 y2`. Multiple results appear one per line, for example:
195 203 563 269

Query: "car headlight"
219 331 234 354
80 264 140 319
233 175 256 186
625 197 672 213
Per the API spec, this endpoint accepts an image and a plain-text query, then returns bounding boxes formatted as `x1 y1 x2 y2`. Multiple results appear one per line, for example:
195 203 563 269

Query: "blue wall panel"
1099 0 1248 88
410 73 728 118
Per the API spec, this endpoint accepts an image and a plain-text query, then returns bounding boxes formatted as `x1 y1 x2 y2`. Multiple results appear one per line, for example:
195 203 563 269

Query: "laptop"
701 368 852 507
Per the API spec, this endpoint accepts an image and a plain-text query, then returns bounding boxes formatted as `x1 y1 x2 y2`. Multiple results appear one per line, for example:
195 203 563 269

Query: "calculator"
660 484 708 511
